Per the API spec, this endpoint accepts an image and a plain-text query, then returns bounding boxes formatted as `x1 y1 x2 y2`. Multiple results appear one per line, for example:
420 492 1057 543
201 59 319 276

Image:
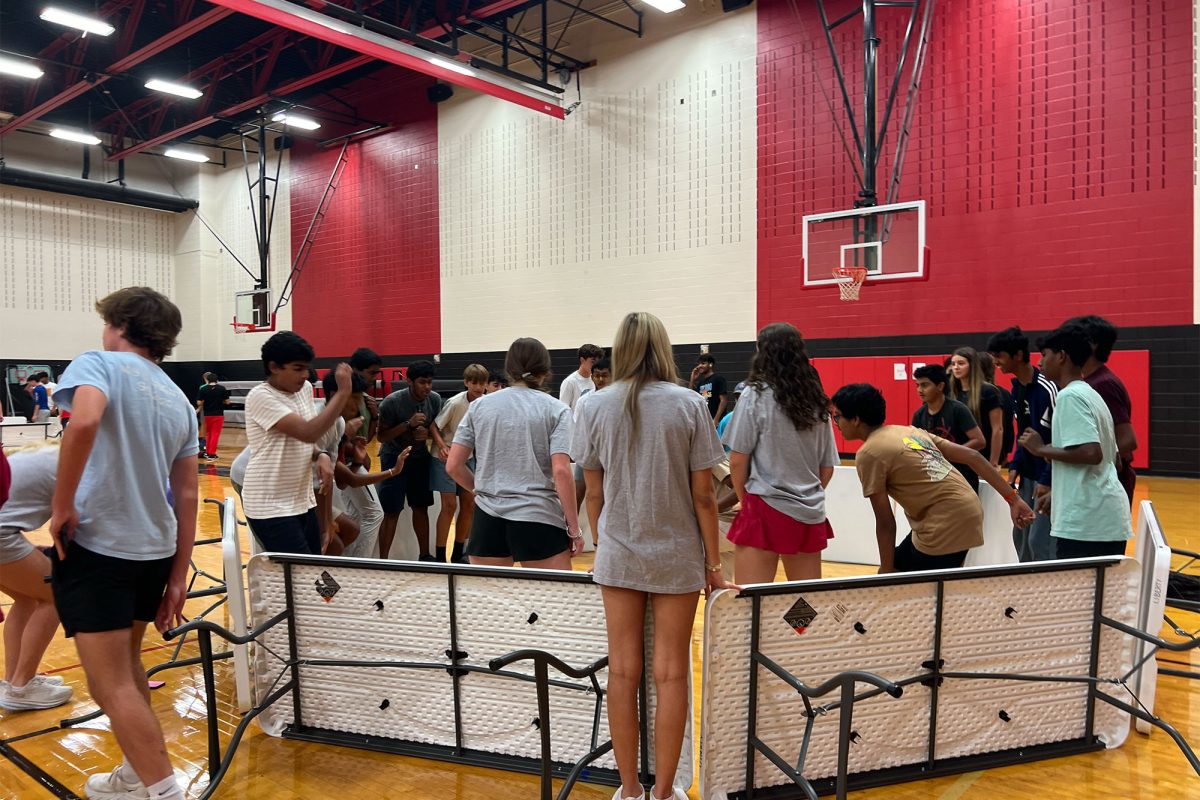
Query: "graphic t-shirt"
1083 364 1137 500
198 383 231 417
1049 381 1132 542
379 388 443 462
911 398 981 491
53 351 198 560
854 425 983 556
696 373 728 418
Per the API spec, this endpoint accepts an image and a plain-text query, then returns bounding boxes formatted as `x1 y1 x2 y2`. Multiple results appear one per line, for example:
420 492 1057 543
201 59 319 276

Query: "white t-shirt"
242 381 322 519
559 371 595 411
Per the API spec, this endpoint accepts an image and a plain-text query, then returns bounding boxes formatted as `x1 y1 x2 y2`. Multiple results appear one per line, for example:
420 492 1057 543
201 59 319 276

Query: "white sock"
145 774 182 799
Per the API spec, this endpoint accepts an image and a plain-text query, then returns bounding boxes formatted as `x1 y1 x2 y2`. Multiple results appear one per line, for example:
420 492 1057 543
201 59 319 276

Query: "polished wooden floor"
2 429 1198 799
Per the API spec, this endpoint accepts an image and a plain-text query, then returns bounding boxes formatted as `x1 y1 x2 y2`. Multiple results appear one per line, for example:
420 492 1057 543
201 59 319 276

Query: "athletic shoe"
84 763 147 799
452 555 470 565
613 787 645 800
418 554 440 562
649 789 688 800
33 674 67 686
0 679 73 710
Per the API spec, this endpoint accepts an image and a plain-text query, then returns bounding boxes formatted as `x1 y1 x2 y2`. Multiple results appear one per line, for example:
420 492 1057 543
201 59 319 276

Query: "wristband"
705 562 723 573
1003 488 1019 505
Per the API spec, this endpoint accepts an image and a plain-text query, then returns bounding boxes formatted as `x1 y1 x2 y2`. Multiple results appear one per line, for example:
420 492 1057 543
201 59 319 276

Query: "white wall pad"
1133 501 1171 736
238 554 694 799
220 497 253 713
697 558 1186 800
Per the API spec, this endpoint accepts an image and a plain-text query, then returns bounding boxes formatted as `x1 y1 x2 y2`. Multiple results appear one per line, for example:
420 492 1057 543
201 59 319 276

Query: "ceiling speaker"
427 84 454 103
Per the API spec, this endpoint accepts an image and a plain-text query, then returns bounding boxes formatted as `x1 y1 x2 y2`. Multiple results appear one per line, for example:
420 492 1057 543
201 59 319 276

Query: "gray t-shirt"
378 387 443 460
571 381 725 594
0 446 58 533
721 384 839 524
452 386 572 529
53 350 198 560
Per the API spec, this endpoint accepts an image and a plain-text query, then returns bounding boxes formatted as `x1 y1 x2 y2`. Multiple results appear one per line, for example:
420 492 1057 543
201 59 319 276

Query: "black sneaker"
453 555 470 565
418 554 440 562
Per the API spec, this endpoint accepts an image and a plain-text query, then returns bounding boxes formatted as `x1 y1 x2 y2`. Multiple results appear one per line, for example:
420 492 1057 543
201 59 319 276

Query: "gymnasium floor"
1 430 1197 799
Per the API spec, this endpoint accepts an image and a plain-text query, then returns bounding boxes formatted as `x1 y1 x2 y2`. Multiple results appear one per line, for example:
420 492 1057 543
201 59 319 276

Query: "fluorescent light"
49 128 101 145
272 112 320 130
0 55 44 80
430 57 475 78
642 0 685 11
145 79 202 99
40 6 115 36
164 148 209 163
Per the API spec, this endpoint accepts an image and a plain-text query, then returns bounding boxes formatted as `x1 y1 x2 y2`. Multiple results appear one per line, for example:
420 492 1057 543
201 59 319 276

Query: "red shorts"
726 493 834 555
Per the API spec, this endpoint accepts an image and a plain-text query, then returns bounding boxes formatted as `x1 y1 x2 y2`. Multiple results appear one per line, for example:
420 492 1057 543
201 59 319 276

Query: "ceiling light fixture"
39 6 116 36
50 127 102 145
272 112 321 130
146 79 203 99
641 0 686 12
164 147 210 163
0 55 45 80
429 57 474 78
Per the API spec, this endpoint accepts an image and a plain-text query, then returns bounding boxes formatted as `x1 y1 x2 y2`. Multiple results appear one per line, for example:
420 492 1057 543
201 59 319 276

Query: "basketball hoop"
230 322 257 335
833 266 868 301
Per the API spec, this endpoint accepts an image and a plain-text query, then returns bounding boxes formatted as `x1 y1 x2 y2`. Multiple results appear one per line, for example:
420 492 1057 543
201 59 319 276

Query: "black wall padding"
0 163 198 213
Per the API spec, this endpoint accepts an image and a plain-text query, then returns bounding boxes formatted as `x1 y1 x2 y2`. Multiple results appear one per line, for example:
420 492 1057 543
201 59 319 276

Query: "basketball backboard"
803 199 927 286
233 288 276 333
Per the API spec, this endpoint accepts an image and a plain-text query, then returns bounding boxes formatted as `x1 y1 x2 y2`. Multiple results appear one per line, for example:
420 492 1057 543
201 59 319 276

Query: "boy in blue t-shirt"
1017 323 1131 559
49 287 198 800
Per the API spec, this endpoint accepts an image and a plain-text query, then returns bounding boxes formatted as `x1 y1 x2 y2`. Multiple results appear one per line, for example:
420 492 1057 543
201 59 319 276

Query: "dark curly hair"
747 323 828 430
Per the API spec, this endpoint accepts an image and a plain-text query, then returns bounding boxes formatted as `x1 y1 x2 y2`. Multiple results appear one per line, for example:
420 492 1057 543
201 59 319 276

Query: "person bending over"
572 312 734 800
447 338 582 569
831 383 1033 573
48 287 198 800
242 332 351 555
722 323 838 584
0 441 73 711
1018 324 1132 559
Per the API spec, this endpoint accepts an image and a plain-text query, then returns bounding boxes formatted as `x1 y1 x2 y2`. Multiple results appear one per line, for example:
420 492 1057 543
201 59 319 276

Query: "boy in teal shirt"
1017 323 1131 559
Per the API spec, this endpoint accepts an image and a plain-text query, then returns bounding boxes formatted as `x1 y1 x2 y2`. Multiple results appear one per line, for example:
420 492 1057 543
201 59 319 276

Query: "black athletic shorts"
378 452 434 514
50 541 174 637
1054 537 1128 560
893 534 968 573
465 507 570 563
247 509 320 555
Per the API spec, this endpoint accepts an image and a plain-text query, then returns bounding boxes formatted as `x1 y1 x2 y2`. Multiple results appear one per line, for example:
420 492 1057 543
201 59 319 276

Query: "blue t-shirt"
32 384 49 410
716 411 733 452
53 351 198 560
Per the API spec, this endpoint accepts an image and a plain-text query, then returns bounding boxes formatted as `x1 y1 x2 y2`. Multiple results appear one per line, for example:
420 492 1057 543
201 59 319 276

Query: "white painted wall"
438 4 758 352
0 131 290 363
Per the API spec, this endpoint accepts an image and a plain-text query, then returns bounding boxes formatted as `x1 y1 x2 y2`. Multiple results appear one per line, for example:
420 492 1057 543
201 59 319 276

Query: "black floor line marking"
0 739 83 800
0 724 63 745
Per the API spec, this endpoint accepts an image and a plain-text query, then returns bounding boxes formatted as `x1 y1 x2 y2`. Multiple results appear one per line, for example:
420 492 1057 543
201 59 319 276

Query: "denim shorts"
429 456 475 494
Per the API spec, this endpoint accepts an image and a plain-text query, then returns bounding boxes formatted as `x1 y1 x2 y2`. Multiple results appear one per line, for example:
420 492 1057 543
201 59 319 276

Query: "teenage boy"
690 354 728 422
1018 324 1132 559
1068 315 1138 504
560 344 603 510
47 287 198 800
38 372 58 417
911 364 985 492
30 374 51 423
195 373 231 460
377 360 442 560
486 370 508 394
591 358 612 391
831 383 1034 573
242 332 352 555
987 326 1057 561
349 347 383 443
430 364 488 563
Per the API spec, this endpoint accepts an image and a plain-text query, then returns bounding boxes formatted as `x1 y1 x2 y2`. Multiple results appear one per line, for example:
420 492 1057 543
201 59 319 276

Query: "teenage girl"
948 346 1005 467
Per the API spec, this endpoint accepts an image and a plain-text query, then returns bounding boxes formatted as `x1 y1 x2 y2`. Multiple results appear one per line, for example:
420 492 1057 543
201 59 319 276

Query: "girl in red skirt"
722 323 839 583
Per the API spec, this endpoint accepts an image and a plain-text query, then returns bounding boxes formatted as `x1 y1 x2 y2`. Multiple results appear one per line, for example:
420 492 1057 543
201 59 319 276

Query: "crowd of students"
0 284 1142 800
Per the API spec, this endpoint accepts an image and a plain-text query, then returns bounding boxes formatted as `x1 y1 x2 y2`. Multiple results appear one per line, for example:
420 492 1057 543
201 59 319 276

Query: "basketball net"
833 266 868 301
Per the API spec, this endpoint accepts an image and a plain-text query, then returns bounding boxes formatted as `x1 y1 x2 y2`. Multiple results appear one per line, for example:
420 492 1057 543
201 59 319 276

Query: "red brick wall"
289 68 441 356
757 0 1194 338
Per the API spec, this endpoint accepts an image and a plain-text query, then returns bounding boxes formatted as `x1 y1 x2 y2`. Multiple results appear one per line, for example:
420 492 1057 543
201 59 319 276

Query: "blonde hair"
463 363 488 383
611 312 680 438
3 438 62 457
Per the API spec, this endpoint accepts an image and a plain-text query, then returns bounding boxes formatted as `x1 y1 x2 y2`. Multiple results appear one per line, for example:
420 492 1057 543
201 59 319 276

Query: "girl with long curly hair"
722 323 839 583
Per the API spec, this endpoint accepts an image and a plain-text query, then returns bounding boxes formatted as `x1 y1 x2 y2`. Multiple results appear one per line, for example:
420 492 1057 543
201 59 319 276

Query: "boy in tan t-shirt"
831 383 1034 573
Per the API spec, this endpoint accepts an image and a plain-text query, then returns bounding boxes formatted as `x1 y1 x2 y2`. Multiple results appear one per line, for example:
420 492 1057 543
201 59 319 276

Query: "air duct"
0 162 198 213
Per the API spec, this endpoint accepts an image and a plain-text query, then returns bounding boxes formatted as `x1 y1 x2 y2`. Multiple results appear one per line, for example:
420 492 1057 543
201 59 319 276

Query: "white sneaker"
32 674 67 686
0 679 73 710
649 788 688 800
612 787 645 800
85 763 149 799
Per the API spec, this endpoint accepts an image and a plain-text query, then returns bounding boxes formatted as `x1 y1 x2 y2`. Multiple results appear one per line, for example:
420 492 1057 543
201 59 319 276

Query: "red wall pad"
756 0 1194 338
288 70 441 357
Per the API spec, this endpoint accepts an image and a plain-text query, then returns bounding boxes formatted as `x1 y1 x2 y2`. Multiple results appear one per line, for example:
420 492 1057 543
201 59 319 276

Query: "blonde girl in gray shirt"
571 311 734 800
